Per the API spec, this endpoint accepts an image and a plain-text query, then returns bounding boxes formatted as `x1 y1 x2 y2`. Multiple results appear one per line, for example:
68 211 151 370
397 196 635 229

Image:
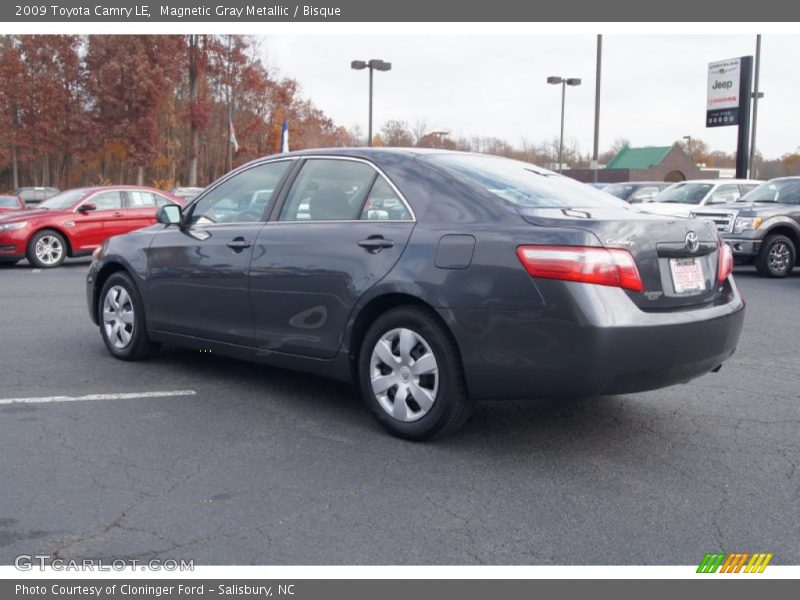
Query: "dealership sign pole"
706 56 753 178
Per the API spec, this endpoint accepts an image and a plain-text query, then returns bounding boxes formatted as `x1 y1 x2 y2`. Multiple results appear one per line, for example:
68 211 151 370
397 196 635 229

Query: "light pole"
683 135 693 164
592 35 602 183
547 76 581 173
351 59 392 147
749 34 764 178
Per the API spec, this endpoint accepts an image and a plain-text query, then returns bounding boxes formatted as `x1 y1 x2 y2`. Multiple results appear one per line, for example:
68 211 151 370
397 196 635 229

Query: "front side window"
708 185 741 204
189 161 291 225
740 179 800 204
88 191 123 211
279 159 378 221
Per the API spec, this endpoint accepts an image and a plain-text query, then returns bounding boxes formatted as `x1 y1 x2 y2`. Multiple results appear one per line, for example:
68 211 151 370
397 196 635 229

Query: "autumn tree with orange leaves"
0 34 354 192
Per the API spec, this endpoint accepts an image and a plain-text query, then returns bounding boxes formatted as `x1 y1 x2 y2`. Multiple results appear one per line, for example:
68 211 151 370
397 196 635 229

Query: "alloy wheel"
34 235 63 266
768 242 791 275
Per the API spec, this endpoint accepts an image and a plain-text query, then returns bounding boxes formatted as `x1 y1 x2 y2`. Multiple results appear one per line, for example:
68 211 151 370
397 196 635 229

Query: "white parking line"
0 390 197 406
31 269 41 273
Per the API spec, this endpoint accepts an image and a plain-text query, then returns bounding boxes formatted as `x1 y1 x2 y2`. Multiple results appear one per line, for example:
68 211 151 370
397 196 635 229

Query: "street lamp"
351 59 392 147
683 135 693 164
547 76 581 173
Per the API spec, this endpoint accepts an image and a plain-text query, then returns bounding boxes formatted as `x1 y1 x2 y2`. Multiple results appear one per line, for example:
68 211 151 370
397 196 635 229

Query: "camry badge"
685 231 699 253
605 238 634 247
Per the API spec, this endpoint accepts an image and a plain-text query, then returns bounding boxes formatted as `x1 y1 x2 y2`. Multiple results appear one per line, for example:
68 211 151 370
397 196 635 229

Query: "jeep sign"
706 57 742 127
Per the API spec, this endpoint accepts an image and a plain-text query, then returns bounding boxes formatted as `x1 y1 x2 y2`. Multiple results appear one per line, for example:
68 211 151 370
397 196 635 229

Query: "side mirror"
77 203 97 212
156 204 182 226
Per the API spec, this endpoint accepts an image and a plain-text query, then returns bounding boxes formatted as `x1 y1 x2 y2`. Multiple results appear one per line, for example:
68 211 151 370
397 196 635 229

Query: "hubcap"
35 235 63 265
370 327 439 422
102 285 135 350
768 242 791 274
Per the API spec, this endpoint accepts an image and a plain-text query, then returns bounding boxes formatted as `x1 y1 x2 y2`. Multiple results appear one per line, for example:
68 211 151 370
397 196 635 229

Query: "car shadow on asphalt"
149 345 650 451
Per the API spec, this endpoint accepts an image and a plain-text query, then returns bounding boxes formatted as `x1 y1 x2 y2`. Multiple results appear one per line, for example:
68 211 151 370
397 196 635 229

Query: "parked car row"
595 176 800 278
691 177 800 278
0 186 184 268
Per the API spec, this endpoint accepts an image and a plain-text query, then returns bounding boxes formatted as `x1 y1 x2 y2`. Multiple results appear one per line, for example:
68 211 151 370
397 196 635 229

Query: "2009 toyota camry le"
86 149 745 439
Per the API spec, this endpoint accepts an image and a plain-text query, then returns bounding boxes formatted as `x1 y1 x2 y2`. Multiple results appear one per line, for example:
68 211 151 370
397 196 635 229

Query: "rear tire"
26 229 66 268
755 234 795 278
358 306 472 440
98 271 160 361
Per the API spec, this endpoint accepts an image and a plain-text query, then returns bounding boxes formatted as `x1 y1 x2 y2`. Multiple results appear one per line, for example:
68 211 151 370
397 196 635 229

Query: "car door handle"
227 238 252 251
358 236 395 252
113 211 124 217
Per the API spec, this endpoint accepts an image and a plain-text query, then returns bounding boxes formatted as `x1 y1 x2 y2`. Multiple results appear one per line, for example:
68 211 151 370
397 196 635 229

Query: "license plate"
669 258 705 293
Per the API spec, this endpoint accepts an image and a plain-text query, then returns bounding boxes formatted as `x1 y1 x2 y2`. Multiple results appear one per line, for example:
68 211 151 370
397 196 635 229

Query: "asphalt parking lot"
1 258 798 565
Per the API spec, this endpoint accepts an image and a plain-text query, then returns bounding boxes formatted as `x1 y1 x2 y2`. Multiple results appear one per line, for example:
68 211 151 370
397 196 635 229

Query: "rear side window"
424 154 623 209
128 191 156 207
629 186 661 203
280 159 377 221
361 177 412 221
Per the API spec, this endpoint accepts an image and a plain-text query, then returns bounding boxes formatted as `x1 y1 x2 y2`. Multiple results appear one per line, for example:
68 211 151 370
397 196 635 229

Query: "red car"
0 194 25 213
0 186 183 268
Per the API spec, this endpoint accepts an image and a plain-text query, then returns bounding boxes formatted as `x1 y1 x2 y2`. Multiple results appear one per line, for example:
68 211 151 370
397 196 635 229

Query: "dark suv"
691 177 800 277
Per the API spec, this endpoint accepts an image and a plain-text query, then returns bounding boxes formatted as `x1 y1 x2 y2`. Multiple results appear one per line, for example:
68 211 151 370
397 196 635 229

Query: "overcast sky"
263 35 799 159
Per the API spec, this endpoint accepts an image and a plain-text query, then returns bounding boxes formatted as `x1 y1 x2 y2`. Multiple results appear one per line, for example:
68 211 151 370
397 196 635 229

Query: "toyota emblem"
685 231 699 253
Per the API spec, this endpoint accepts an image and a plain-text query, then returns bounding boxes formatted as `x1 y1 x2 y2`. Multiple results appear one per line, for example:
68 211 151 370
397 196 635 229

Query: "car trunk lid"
516 206 724 310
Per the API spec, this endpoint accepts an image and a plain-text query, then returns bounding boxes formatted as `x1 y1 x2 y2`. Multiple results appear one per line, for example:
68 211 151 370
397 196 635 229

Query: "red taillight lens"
516 245 645 292
718 242 733 283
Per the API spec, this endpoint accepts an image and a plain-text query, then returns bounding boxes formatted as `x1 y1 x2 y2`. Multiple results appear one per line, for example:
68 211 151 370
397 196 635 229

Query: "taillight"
718 241 733 283
516 245 645 292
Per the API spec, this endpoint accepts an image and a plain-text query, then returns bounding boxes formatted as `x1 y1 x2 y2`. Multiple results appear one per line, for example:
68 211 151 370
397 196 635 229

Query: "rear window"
424 154 622 209
656 183 713 205
604 184 635 200
0 196 19 208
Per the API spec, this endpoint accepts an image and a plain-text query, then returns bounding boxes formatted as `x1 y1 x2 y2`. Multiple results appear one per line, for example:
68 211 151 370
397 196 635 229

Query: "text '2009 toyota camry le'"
87 149 745 439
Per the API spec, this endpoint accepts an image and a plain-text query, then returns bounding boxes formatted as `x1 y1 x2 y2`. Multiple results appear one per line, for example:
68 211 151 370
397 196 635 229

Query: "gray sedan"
87 149 745 439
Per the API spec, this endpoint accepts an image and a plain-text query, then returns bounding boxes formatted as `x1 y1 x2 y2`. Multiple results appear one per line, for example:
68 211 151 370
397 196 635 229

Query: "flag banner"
281 119 289 153
229 119 239 153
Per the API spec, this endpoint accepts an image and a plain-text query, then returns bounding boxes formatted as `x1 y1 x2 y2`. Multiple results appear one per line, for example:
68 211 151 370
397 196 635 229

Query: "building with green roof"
564 143 706 184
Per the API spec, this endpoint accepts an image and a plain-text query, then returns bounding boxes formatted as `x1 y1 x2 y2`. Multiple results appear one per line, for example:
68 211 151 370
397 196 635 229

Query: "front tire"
98 272 160 360
26 229 66 268
358 306 471 440
755 234 796 278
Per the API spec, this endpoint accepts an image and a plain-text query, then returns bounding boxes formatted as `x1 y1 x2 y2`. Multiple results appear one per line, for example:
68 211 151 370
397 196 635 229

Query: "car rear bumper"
439 278 745 401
